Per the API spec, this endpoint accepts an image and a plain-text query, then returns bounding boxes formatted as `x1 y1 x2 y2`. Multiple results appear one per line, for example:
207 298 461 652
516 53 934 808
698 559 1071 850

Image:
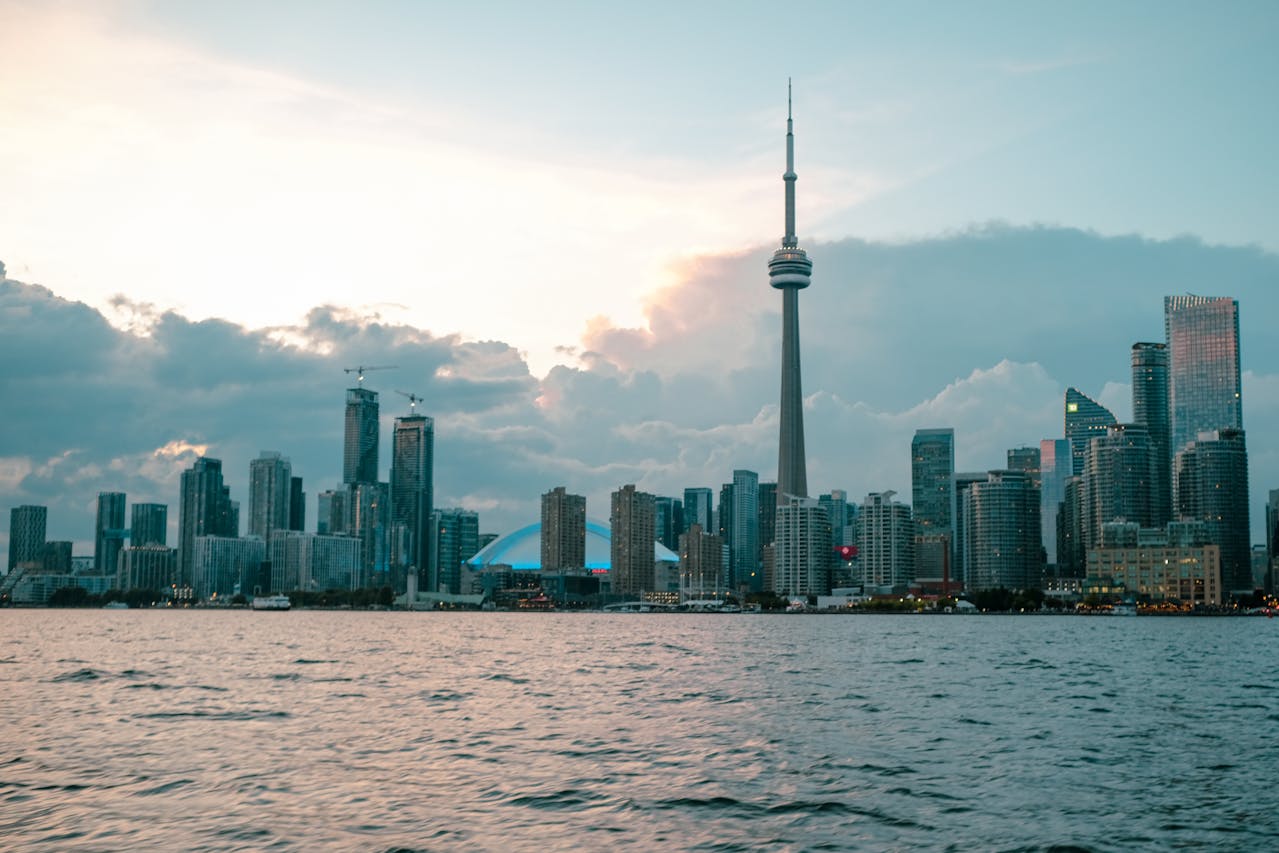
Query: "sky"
2 0 1278 555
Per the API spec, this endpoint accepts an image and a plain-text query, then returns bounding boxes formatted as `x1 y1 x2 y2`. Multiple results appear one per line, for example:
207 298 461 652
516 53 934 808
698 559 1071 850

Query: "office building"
759 481 778 552
1065 387 1117 476
434 508 479 594
249 452 293 540
610 485 656 596
818 489 850 547
130 503 167 547
541 487 586 571
1039 439 1070 567
8 505 47 572
1173 428 1251 596
1006 446 1041 489
683 487 713 532
858 492 914 593
654 497 681 552
178 457 236 588
317 489 346 535
1165 295 1242 454
963 470 1043 592
1132 342 1172 525
773 495 831 596
289 477 306 531
731 470 760 591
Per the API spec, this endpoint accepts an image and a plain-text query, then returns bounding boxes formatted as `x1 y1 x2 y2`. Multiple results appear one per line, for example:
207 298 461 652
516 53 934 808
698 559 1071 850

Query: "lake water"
2 611 1277 851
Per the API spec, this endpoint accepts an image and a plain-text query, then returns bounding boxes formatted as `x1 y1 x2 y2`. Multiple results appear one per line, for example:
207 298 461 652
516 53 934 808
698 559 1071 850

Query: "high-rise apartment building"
1132 342 1172 525
1165 295 1242 454
610 485 655 596
731 470 760 591
248 452 293 540
773 495 831 596
951 472 987 586
390 414 434 590
912 429 955 535
962 470 1043 592
717 482 734 583
858 491 914 593
541 487 586 571
94 492 126 576
7 505 47 571
818 489 849 547
343 387 380 485
1058 476 1086 578
1174 428 1251 595
683 488 713 533
178 458 236 588
679 523 723 598
118 545 176 592
317 489 346 535
1082 424 1155 551
130 503 168 547
1065 387 1117 476
347 482 388 586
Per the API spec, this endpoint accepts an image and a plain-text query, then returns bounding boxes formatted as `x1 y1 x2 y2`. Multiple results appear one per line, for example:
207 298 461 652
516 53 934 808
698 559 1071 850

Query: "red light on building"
835 545 858 561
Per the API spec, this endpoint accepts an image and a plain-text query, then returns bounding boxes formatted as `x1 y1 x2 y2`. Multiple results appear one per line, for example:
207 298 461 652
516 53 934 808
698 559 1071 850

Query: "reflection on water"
2 611 1277 851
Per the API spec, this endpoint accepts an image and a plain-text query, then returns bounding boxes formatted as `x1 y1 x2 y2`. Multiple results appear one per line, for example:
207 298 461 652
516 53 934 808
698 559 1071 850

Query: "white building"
773 495 830 596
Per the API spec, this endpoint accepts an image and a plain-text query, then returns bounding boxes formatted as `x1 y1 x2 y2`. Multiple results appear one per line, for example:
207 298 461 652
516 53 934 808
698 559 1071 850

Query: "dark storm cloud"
2 224 1277 552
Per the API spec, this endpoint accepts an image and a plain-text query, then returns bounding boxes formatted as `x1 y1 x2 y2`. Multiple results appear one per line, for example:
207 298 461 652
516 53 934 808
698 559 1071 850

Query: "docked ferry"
251 594 292 611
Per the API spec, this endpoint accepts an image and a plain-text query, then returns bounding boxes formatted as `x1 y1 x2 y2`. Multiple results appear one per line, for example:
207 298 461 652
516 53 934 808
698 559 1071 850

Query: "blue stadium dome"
466 518 679 571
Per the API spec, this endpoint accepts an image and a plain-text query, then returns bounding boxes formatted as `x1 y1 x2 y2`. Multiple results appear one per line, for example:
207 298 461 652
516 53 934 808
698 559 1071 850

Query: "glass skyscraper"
343 387 380 486
390 414 434 590
1174 428 1250 595
911 429 955 535
94 491 126 575
1064 387 1117 477
1165 295 1242 454
1131 342 1171 526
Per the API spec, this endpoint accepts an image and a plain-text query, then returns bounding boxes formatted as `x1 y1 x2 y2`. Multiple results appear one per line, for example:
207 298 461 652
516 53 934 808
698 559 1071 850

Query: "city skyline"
3 4 1279 554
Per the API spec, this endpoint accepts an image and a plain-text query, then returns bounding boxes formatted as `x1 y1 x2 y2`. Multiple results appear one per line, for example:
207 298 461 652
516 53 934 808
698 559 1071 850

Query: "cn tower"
769 81 812 499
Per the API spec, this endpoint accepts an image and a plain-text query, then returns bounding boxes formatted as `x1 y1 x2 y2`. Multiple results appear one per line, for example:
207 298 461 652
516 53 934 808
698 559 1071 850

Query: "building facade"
94 492 126 576
773 495 831 596
248 452 293 540
130 503 168 547
1173 428 1251 595
541 487 586 571
1131 341 1172 525
191 535 266 599
1065 387 1117 476
858 491 914 593
178 458 236 589
679 523 724 599
1082 424 1156 551
390 414 434 590
610 485 656 596
343 386 380 485
911 428 955 535
8 505 47 571
1165 295 1242 455
119 545 177 592
268 532 362 593
963 470 1043 592
730 469 760 591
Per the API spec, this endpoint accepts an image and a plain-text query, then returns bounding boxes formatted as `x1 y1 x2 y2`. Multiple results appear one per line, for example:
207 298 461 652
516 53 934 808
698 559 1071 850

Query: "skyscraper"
343 387 380 485
1174 428 1251 595
683 487 713 533
730 469 760 591
7 505 46 572
758 481 778 551
1165 295 1242 454
951 472 988 585
1006 447 1042 488
1266 489 1279 595
1065 387 1117 476
1038 439 1070 567
654 496 680 552
130 503 168 547
911 429 955 534
94 492 126 575
289 476 306 532
248 452 293 540
390 413 434 590
1132 342 1172 525
541 486 586 571
610 484 655 596
817 489 849 547
434 508 479 595
178 458 236 588
770 82 812 500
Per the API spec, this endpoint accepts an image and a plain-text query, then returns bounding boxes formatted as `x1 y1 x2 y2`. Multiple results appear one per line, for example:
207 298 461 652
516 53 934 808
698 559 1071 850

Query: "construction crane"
395 390 425 414
343 365 398 385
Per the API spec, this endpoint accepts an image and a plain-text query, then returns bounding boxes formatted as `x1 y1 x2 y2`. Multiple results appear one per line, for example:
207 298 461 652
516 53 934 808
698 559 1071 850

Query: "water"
2 611 1277 851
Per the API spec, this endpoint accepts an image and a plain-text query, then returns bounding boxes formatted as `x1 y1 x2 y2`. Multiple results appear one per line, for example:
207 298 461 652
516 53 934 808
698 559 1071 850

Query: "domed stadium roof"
467 518 679 571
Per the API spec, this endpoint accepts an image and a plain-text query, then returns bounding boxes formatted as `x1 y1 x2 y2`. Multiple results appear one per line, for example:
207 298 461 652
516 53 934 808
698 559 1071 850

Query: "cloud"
3 225 1278 557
